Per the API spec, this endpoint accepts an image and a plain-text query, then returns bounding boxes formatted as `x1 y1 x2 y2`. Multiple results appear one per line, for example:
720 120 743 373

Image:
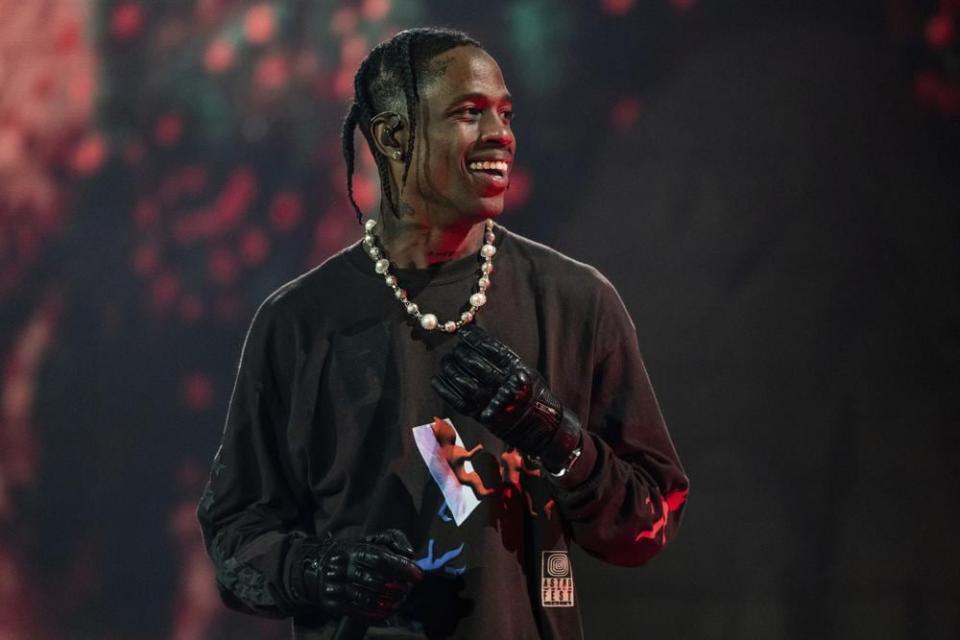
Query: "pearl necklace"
362 218 496 332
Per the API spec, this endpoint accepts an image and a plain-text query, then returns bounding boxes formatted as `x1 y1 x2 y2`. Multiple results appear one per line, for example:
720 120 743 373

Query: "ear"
370 111 408 162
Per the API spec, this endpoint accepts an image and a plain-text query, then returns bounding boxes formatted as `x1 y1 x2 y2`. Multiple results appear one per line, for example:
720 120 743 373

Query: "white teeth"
469 160 509 172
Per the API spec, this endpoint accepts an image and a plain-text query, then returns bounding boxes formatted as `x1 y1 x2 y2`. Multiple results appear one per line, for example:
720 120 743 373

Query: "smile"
468 160 509 177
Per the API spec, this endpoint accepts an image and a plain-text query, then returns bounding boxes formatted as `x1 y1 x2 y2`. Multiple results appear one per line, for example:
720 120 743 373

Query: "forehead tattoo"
421 55 455 88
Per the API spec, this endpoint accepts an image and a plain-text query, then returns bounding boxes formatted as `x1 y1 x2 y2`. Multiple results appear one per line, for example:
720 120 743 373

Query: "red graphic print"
430 417 493 497
499 448 544 516
635 488 689 544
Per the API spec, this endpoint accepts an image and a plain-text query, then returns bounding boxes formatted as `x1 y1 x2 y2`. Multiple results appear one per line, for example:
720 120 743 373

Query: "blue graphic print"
416 539 466 576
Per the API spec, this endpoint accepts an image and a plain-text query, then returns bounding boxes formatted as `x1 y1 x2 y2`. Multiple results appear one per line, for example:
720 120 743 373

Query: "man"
198 27 688 640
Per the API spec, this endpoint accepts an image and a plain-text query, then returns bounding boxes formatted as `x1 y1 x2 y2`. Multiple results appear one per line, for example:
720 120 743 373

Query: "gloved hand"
430 325 583 475
289 529 423 621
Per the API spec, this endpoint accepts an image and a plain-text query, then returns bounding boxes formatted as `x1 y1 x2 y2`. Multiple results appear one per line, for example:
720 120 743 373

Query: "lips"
466 158 511 194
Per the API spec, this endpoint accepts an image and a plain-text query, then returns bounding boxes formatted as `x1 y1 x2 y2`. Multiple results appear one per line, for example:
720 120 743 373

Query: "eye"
501 109 514 122
457 107 482 119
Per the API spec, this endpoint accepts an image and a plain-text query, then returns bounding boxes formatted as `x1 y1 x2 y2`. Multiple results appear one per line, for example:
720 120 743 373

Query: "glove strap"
547 443 583 479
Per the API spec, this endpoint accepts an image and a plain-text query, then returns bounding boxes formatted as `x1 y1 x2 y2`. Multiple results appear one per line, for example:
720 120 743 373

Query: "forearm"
548 430 689 567
198 504 318 618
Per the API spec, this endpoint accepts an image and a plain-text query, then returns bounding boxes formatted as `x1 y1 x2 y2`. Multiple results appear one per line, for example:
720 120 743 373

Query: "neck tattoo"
362 218 496 332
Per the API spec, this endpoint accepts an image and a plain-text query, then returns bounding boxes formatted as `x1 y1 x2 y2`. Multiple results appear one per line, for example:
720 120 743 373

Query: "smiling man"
198 27 689 640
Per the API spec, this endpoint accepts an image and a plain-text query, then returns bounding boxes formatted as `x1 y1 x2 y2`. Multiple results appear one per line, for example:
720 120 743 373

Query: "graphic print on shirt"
634 488 689 544
416 539 466 576
413 417 556 527
541 550 575 607
499 448 556 518
412 417 489 526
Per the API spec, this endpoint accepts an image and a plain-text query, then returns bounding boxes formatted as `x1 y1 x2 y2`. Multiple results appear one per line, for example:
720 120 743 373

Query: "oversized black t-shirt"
197 224 689 639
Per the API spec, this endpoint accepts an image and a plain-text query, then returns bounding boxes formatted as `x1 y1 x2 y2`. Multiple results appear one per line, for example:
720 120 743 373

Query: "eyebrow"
446 91 513 106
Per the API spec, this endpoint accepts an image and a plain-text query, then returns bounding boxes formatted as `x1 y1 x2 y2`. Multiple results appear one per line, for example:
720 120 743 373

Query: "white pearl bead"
406 303 419 315
374 259 390 274
395 288 407 300
364 219 377 232
485 232 495 243
481 262 493 274
443 321 457 333
469 292 486 307
384 275 397 286
367 246 380 259
480 244 497 258
478 276 490 289
460 311 474 323
420 313 438 330
363 235 375 247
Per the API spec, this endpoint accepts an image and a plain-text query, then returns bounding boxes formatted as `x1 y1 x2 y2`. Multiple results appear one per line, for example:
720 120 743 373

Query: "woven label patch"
541 551 575 607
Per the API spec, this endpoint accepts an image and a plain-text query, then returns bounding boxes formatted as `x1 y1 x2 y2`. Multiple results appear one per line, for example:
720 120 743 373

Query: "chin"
474 194 506 219
436 195 505 227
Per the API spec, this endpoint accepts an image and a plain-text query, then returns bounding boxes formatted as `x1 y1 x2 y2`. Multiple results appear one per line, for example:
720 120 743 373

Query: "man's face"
404 46 516 224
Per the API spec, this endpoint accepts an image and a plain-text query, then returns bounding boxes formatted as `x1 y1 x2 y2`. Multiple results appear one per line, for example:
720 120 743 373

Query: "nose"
479 111 514 147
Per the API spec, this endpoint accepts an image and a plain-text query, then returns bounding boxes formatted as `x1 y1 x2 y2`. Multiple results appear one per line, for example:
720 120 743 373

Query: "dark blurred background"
1 1 958 638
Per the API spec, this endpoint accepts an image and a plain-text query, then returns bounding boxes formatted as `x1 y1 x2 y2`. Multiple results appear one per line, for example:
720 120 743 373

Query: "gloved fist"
290 529 423 621
431 325 583 474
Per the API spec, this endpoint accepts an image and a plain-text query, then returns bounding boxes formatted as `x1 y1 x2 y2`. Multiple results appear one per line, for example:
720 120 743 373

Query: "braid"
358 63 397 218
341 27 481 223
345 62 395 224
374 149 395 218
341 103 363 224
399 34 418 189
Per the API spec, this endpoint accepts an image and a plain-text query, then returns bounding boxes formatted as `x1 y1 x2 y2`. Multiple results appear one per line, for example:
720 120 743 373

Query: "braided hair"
342 27 482 224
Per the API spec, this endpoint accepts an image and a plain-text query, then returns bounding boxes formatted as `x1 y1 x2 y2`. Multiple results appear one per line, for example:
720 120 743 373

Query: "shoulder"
501 226 637 349
239 244 363 366
501 226 623 304
255 242 363 322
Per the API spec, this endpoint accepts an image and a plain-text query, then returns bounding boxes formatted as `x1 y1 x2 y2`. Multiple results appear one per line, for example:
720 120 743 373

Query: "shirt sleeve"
196 294 318 618
548 278 690 567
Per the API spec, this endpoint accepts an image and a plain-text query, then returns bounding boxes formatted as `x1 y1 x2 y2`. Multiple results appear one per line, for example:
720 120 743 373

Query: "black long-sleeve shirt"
197 224 689 639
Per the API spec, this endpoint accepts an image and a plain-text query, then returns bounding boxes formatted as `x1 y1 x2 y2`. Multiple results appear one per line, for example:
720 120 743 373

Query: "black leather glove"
431 325 583 475
288 529 423 621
